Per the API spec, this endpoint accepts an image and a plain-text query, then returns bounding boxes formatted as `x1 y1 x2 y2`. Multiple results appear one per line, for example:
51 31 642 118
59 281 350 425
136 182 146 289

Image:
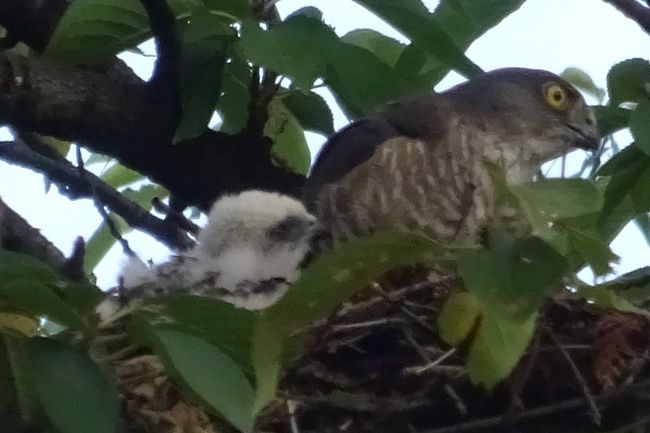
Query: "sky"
0 0 649 288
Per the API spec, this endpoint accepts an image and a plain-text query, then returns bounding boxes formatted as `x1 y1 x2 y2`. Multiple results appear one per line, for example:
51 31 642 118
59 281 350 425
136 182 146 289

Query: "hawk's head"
450 67 600 162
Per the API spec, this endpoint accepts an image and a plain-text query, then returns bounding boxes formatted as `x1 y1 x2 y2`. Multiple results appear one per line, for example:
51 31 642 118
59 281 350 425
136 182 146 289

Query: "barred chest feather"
316 123 538 245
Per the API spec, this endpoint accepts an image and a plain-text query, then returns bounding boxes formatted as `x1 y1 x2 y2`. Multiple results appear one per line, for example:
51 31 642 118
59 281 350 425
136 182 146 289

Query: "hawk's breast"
315 129 496 245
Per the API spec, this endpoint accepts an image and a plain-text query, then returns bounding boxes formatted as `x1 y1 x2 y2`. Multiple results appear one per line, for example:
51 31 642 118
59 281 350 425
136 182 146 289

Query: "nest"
257 274 650 433
101 273 650 433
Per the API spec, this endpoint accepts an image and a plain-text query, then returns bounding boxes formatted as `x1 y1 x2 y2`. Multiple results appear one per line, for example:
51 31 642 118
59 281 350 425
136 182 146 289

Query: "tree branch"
0 53 305 210
139 0 182 128
0 139 194 251
603 0 650 36
0 196 67 269
0 0 69 52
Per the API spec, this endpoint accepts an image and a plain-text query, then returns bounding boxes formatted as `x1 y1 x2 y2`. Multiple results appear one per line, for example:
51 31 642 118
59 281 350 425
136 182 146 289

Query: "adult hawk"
304 68 599 244
120 190 327 310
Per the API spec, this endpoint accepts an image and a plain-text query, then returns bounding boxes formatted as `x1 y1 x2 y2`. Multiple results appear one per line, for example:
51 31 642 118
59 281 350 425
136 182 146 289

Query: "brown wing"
303 95 445 209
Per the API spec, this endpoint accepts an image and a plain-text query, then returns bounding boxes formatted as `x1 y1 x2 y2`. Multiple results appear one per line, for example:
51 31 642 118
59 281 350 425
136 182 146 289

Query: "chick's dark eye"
267 216 305 242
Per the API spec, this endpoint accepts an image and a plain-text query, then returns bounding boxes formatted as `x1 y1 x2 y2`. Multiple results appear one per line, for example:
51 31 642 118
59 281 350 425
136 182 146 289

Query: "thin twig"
545 328 602 426
371 282 436 333
330 317 407 331
94 198 136 257
444 384 468 416
402 327 432 362
403 348 458 375
0 139 194 250
287 400 300 433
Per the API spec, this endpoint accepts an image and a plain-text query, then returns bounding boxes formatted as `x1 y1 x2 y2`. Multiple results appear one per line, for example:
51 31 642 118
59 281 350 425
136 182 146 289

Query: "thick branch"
604 0 650 35
0 0 69 52
0 139 194 250
0 197 67 269
0 53 305 210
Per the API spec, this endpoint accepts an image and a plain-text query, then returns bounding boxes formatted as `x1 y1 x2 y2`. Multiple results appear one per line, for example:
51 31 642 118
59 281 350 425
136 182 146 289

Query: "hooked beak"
566 124 600 151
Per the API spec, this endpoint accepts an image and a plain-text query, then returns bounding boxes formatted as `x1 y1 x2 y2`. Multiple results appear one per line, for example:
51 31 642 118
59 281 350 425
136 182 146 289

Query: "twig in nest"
286 400 300 433
330 317 407 331
545 327 602 426
371 282 435 333
403 348 458 375
401 327 432 362
444 384 468 416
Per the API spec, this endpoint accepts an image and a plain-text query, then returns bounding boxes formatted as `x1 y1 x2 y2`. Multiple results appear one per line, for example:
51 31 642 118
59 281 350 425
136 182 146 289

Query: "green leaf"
607 58 650 106
598 151 650 230
353 0 482 79
84 214 128 273
282 90 334 136
100 163 142 188
24 338 118 433
0 280 82 328
603 266 650 289
0 251 82 327
149 295 258 372
285 6 323 20
0 250 62 283
630 100 650 156
434 0 525 46
561 67 605 101
263 231 451 333
564 227 616 276
466 313 536 389
597 142 646 177
216 51 251 133
202 0 251 20
265 98 311 175
592 105 631 136
510 178 603 243
152 329 256 433
44 0 194 65
39 136 72 159
239 15 339 89
174 10 234 142
512 179 603 220
251 322 283 414
635 213 650 248
341 29 406 67
437 291 482 346
326 43 416 118
457 234 568 319
574 286 649 317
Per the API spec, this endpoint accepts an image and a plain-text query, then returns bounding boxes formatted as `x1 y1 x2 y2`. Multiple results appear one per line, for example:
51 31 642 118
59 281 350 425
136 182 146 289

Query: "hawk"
120 190 327 310
304 68 599 244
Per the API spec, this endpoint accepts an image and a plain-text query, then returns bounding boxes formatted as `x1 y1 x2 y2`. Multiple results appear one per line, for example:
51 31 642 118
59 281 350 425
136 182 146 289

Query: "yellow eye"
543 83 568 110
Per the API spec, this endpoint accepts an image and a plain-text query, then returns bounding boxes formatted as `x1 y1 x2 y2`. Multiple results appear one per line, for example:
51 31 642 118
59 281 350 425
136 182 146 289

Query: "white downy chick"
120 190 327 310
